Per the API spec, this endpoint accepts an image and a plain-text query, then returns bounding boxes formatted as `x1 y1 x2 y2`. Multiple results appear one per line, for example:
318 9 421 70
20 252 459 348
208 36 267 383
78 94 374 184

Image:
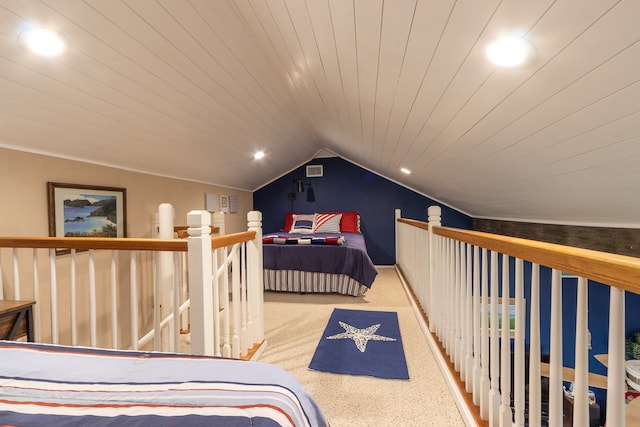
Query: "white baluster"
455 241 462 371
32 249 41 342
221 246 231 357
49 248 58 344
70 250 77 346
473 245 481 406
480 248 491 420
89 249 97 348
449 238 456 359
173 252 181 353
211 246 221 357
489 250 500 426
240 243 248 357
130 251 139 350
514 258 525 426
428 205 441 333
549 269 563 426
528 264 541 427
573 276 589 426
153 252 160 351
606 287 626 426
231 244 241 358
111 251 117 349
499 254 512 427
465 243 473 392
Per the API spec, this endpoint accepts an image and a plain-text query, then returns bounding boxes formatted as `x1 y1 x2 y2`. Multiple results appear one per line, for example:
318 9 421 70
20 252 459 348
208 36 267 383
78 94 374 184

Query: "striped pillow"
313 213 342 233
290 214 315 234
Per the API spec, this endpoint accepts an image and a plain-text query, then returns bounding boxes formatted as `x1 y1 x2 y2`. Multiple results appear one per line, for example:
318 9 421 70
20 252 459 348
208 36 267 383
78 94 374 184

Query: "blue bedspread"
262 232 378 288
0 341 328 426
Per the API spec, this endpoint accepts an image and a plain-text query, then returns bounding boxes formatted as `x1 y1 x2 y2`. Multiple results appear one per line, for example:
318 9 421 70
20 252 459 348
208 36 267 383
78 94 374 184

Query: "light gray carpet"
259 267 465 426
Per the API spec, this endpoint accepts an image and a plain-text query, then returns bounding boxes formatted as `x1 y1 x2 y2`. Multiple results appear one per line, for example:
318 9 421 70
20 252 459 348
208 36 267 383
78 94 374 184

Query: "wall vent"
306 164 323 177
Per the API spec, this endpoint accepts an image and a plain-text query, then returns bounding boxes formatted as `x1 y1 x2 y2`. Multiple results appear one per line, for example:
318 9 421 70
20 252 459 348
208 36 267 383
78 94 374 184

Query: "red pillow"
339 211 359 232
282 212 295 232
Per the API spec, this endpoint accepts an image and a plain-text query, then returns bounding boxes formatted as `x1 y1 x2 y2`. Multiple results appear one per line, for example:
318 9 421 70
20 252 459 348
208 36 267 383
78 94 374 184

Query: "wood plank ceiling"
1 0 639 226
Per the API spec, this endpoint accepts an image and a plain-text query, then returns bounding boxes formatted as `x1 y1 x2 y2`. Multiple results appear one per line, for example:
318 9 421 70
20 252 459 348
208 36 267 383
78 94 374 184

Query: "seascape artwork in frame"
485 297 521 338
48 182 127 243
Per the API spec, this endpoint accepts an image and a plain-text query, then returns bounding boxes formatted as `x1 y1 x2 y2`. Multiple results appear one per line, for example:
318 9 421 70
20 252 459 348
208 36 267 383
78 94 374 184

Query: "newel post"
247 211 264 345
427 205 441 333
394 209 401 265
187 210 214 355
213 211 226 236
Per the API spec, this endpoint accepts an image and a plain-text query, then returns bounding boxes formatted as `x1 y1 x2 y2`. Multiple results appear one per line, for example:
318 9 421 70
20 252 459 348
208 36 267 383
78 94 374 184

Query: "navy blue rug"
309 308 409 379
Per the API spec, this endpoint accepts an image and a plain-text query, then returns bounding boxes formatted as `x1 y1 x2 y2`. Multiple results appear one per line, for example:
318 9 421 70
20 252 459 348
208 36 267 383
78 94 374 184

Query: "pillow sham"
289 214 315 234
283 212 295 232
313 213 342 233
323 211 359 232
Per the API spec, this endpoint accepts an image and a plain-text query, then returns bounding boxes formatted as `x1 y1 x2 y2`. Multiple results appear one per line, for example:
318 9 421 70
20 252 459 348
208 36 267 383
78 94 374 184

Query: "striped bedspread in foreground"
0 341 328 426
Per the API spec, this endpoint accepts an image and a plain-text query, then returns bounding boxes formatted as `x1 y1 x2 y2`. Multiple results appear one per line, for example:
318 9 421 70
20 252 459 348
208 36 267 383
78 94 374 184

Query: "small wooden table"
0 300 35 342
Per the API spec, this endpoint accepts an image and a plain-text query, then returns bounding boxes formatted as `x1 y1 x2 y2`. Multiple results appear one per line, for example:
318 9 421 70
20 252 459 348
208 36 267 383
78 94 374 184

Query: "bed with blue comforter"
0 340 328 426
262 232 378 296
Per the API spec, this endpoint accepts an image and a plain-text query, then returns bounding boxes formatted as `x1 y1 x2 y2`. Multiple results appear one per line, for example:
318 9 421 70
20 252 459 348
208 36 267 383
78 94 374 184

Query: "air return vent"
306 164 323 177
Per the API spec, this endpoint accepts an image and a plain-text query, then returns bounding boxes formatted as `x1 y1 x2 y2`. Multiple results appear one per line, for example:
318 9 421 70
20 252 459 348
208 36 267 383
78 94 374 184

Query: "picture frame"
47 182 127 243
485 297 521 338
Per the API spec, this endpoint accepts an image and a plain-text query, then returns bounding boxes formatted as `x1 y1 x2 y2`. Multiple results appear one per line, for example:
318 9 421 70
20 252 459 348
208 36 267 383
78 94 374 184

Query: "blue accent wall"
253 156 472 265
254 156 640 422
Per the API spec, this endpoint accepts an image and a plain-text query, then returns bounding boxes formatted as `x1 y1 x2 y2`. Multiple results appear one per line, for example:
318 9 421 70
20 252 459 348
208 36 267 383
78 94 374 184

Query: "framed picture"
48 182 127 241
485 297 522 338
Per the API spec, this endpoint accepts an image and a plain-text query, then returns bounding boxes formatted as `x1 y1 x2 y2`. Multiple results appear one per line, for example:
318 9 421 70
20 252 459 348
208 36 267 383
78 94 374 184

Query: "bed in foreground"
262 212 378 296
0 340 328 426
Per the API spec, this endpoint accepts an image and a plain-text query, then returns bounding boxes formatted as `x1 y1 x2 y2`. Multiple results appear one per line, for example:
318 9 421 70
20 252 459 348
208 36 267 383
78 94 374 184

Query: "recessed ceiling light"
400 167 411 175
19 28 66 57
486 35 534 67
254 151 265 160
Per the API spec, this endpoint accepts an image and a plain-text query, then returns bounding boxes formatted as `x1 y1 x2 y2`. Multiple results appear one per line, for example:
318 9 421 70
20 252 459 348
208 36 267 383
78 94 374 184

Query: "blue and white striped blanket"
0 341 328 426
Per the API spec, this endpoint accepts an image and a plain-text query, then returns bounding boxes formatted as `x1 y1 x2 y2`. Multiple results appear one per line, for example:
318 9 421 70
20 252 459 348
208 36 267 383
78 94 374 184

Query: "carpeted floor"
259 267 465 426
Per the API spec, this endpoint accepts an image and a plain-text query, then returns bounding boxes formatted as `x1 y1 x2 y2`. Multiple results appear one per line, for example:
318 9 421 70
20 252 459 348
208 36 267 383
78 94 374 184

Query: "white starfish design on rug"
326 321 396 352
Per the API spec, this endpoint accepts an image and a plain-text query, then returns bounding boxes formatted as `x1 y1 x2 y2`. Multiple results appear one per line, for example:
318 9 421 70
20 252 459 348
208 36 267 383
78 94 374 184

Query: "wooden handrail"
0 231 256 253
397 218 430 231
211 231 256 250
433 225 640 295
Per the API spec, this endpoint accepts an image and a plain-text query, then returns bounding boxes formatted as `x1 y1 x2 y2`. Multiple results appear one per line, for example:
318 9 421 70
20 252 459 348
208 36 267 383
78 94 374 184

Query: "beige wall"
0 147 253 236
0 147 254 348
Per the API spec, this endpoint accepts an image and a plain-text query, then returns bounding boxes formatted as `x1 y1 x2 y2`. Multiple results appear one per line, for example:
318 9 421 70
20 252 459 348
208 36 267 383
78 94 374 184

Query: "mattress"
0 340 328 426
262 232 378 293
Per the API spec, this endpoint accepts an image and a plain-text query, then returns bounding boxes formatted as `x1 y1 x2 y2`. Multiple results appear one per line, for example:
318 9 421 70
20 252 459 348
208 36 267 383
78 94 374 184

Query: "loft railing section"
396 206 639 426
0 209 264 360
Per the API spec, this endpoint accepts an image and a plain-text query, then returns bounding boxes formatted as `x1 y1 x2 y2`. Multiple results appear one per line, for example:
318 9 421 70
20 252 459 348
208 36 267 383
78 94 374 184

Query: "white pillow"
289 214 315 234
313 213 342 233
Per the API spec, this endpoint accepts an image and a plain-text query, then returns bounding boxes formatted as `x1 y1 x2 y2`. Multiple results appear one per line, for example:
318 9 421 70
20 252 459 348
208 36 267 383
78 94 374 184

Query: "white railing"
0 209 264 360
186 210 264 359
396 206 640 426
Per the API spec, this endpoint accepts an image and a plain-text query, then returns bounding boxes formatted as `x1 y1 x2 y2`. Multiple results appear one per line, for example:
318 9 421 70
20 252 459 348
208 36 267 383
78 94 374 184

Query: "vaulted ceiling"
2 1 639 227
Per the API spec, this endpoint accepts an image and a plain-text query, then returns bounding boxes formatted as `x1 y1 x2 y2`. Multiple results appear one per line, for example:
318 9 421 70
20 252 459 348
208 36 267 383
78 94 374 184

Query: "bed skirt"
264 269 369 296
